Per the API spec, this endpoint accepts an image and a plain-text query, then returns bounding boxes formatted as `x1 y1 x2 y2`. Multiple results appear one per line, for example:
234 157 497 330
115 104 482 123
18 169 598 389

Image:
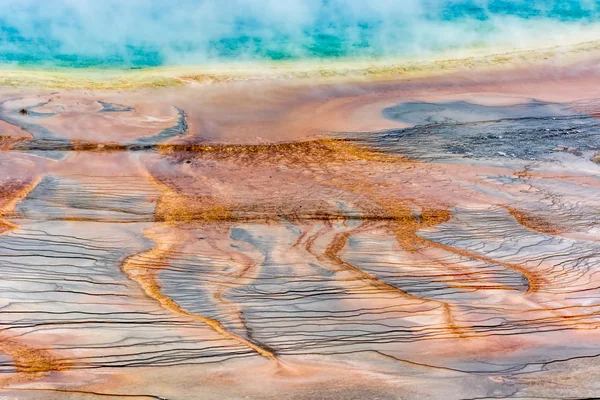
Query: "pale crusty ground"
1 39 600 90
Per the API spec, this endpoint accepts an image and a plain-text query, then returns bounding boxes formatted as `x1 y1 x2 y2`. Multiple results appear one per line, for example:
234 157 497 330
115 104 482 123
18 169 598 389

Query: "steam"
0 0 599 67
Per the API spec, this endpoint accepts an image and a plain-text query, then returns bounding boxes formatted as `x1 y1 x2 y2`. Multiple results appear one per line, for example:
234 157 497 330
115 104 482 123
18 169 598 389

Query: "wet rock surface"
360 100 600 162
1 73 600 399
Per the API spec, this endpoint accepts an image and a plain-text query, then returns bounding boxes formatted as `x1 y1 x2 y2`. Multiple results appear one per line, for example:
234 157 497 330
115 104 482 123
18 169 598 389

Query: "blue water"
0 0 598 69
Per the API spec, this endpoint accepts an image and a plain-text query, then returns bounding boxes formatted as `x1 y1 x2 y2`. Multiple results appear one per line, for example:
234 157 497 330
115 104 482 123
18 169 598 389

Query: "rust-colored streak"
324 229 417 297
121 226 277 360
212 241 266 346
425 240 543 295
382 205 542 294
387 208 522 293
0 136 29 151
4 67 600 398
0 336 68 386
158 138 404 165
388 207 452 252
121 174 277 361
320 226 467 338
71 139 126 153
149 134 547 303
506 207 562 236
0 177 41 233
385 205 542 295
0 176 70 386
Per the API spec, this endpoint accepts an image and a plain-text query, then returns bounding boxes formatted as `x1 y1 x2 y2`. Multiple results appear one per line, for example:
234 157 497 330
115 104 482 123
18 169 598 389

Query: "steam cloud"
0 0 599 67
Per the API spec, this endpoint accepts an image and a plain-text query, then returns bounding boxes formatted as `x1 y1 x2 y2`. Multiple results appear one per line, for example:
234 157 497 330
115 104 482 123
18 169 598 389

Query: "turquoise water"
0 0 599 69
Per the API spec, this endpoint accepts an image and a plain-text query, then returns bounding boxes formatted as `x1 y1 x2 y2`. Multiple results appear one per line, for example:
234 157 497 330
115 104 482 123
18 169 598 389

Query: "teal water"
0 0 599 69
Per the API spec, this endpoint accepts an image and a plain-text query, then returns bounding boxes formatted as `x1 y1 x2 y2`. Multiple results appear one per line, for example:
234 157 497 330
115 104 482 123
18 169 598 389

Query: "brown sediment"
121 173 277 361
330 164 545 296
0 336 68 386
315 224 468 338
150 138 409 224
425 240 544 295
154 192 233 223
384 205 543 294
4 63 600 399
506 207 562 236
0 176 70 385
145 138 469 340
0 177 41 233
383 203 543 295
385 206 452 252
155 135 542 301
320 160 532 294
154 131 550 301
0 136 30 151
323 228 405 293
6 138 399 162
71 139 126 153
121 225 277 361
158 138 404 165
0 120 32 151
381 206 531 294
211 240 266 345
